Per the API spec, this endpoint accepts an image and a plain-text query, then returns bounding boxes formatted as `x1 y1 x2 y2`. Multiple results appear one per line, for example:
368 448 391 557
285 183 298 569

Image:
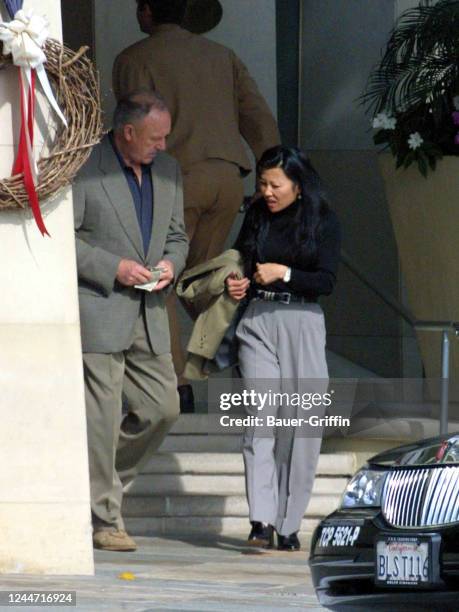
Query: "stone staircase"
123 415 363 537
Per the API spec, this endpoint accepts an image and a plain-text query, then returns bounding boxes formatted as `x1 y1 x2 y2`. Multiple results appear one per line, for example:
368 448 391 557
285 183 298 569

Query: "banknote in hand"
135 267 166 292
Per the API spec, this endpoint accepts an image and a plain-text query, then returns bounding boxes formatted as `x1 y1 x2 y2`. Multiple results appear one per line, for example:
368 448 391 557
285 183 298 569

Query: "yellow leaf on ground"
118 572 136 581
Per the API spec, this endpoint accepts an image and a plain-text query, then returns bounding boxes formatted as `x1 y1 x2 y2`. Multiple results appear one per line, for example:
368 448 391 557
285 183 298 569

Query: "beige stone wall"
0 0 94 574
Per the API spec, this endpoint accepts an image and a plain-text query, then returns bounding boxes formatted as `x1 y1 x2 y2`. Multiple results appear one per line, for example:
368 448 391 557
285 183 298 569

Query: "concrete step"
127 473 348 497
125 516 321 537
141 451 358 476
326 349 380 378
171 413 429 436
122 450 353 537
122 492 341 519
161 435 242 453
164 415 242 453
171 414 236 434
346 416 459 440
166 414 459 448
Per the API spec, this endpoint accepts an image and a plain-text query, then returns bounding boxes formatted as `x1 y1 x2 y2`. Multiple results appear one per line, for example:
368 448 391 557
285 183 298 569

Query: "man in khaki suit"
73 91 188 551
113 0 280 409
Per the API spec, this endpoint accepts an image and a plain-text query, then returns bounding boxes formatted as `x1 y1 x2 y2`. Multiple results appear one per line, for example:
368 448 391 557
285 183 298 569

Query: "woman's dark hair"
238 146 329 273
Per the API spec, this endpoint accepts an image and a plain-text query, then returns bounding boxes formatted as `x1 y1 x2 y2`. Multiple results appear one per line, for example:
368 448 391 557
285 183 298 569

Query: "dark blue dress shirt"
110 133 153 255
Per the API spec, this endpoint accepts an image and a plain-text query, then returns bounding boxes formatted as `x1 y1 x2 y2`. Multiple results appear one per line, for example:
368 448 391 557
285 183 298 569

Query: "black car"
309 433 459 611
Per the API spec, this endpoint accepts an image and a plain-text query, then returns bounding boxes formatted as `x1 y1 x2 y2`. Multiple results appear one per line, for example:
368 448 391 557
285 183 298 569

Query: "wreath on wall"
0 5 102 235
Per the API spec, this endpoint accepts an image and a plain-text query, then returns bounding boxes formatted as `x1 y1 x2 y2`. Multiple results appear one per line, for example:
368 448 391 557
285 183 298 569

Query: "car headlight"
341 469 387 509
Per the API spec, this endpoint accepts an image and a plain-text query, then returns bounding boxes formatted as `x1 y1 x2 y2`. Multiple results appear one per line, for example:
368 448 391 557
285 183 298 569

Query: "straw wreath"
0 38 102 211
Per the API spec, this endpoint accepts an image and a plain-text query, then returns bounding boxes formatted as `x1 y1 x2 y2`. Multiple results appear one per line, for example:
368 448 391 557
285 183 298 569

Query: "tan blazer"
73 135 189 354
176 249 244 379
112 24 280 174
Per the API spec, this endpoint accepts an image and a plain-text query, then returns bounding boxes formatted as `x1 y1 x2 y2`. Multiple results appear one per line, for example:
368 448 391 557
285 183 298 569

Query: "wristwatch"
283 267 292 283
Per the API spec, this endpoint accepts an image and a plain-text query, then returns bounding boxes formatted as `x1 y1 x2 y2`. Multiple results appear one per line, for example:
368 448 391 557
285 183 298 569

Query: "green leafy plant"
362 0 459 176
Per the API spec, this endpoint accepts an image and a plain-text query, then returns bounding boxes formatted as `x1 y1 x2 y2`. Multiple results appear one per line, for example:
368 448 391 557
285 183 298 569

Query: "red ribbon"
13 68 50 236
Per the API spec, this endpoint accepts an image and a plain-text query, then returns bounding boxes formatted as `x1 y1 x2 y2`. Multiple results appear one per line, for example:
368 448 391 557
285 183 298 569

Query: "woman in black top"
227 146 341 551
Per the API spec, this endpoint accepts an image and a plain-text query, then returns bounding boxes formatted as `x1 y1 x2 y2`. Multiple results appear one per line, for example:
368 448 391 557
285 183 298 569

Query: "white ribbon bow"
0 9 67 128
0 9 47 68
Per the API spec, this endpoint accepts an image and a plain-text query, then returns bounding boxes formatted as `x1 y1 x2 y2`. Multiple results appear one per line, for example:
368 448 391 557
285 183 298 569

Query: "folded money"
135 267 166 292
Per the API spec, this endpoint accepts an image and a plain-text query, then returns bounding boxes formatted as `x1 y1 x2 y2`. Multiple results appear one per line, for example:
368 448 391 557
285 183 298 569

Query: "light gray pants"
236 299 328 536
83 311 179 530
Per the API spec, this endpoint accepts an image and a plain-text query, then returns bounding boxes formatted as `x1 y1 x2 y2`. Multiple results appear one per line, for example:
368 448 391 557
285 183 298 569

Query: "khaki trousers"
168 159 244 379
83 310 179 530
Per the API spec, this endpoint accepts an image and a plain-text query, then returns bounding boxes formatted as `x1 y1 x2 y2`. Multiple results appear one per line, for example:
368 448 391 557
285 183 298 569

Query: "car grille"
382 466 459 528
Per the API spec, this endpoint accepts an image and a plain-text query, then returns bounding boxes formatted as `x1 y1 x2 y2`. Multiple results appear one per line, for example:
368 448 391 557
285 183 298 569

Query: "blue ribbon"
4 0 23 19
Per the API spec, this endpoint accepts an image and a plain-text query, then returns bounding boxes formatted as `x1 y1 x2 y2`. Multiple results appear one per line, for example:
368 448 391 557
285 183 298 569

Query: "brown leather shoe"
93 528 137 551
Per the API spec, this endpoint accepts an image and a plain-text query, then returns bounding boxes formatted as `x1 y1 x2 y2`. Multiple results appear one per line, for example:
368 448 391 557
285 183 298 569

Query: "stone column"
0 0 94 574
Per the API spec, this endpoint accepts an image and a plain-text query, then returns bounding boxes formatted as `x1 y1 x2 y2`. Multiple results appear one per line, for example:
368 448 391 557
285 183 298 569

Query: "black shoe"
247 521 274 548
178 384 195 413
277 532 301 551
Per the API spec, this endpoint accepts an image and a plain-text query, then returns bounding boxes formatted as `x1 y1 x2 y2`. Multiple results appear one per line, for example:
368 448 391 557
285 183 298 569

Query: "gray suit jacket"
73 135 189 354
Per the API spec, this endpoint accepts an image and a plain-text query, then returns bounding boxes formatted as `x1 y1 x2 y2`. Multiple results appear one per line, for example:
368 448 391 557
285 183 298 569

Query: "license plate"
317 524 361 548
375 535 440 588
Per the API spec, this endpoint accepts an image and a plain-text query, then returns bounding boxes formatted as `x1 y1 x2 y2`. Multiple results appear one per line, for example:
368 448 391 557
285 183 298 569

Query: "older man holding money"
73 90 188 552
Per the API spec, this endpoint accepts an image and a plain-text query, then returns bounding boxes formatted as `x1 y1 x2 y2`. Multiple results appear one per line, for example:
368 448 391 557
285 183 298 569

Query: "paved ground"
0 535 326 611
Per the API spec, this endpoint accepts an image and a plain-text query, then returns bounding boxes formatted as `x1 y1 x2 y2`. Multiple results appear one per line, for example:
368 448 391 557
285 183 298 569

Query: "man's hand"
253 263 288 286
116 259 152 286
151 259 175 291
226 273 250 301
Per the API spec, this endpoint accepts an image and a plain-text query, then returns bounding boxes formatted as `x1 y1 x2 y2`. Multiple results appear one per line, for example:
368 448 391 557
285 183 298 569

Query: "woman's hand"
253 263 288 285
226 273 250 301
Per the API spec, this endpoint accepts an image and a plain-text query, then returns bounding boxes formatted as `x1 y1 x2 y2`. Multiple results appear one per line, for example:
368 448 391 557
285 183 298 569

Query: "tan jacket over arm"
176 249 244 379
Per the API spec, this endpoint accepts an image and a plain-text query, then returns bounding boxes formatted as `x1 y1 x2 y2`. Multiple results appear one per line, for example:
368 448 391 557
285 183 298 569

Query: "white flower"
407 132 424 150
372 112 396 130
384 116 396 130
372 114 385 129
453 96 459 111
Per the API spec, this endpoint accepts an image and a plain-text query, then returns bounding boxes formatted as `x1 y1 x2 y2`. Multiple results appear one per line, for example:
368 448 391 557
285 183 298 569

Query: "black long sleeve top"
234 200 341 300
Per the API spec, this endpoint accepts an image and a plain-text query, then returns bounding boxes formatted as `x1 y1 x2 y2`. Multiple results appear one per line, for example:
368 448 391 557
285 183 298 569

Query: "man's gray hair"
113 90 169 132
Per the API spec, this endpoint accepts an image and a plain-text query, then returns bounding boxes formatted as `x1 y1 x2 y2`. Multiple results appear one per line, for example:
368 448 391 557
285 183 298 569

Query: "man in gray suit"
73 91 188 551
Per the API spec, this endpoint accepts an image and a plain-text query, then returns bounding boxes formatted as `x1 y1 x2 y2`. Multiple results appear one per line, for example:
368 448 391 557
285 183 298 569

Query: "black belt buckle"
280 292 291 304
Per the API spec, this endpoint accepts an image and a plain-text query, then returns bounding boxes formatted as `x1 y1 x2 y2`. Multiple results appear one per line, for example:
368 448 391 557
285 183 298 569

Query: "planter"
379 154 459 381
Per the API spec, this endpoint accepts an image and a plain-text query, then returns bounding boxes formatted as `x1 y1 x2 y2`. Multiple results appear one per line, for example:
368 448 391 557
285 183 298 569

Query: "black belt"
254 289 317 305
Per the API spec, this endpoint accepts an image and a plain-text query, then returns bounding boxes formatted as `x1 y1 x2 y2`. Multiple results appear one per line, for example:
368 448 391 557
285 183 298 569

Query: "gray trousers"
236 300 328 536
83 310 179 530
